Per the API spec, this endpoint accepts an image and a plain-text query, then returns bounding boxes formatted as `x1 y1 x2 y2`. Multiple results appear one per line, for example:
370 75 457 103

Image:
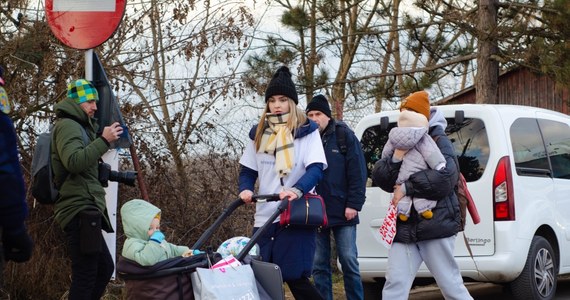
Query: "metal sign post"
46 0 128 278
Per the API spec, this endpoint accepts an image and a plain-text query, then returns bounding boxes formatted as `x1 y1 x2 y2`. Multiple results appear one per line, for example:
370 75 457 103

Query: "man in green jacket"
51 79 124 300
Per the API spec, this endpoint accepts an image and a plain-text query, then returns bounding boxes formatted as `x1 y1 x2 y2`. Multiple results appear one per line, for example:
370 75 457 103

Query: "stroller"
117 195 287 300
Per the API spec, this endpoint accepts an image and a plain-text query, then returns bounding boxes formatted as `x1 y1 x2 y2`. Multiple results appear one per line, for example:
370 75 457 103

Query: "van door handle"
370 219 382 227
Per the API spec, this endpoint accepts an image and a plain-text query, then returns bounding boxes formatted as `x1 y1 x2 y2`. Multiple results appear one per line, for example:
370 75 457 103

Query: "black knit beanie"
264 66 298 104
306 94 332 118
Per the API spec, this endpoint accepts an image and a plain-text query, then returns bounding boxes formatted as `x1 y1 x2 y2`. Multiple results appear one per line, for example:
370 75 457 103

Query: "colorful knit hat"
0 86 9 114
264 66 298 104
0 66 10 114
399 91 430 120
67 79 98 104
306 94 332 118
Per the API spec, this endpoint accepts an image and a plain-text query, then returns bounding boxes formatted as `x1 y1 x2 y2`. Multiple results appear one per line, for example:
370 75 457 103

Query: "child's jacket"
381 110 446 215
121 199 190 266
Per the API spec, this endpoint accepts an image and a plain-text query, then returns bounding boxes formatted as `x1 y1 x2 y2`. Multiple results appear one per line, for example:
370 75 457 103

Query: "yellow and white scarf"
258 113 295 179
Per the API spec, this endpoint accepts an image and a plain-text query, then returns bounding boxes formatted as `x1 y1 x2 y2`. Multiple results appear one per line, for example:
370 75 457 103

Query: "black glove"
2 229 33 263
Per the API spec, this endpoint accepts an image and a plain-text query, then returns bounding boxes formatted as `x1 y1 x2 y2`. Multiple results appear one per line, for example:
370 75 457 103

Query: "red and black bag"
280 193 328 228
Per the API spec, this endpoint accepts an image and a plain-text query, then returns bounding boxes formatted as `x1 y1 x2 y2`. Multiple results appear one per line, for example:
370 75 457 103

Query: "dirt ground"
284 275 345 299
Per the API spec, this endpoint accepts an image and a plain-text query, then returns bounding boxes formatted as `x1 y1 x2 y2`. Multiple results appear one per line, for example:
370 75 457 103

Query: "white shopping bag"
191 264 260 300
379 203 397 249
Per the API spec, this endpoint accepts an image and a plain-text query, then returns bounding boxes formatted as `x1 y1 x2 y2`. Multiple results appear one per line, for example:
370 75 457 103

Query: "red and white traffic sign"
45 0 126 49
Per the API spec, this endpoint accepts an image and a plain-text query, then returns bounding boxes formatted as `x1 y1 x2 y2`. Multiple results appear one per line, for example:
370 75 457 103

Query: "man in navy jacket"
307 95 367 300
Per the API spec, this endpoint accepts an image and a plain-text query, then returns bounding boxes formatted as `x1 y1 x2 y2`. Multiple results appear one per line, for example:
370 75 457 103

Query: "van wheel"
510 236 557 300
363 279 385 300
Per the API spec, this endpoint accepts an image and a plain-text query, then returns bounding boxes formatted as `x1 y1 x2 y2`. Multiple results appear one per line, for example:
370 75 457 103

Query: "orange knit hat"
400 91 430 120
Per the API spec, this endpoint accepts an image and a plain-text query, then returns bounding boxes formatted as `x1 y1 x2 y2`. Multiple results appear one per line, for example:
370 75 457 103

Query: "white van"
355 104 570 300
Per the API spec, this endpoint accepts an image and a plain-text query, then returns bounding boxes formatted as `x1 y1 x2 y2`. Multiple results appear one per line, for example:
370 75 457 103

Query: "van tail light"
493 156 515 221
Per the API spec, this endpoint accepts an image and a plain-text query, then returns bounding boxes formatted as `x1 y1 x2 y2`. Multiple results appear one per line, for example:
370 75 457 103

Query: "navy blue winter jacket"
316 120 366 227
0 112 28 235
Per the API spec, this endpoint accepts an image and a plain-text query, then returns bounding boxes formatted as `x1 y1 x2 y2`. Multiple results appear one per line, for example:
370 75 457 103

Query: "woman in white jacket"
238 66 327 299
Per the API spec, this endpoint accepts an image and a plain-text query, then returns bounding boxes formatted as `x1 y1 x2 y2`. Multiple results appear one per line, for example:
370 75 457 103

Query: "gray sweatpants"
382 235 473 300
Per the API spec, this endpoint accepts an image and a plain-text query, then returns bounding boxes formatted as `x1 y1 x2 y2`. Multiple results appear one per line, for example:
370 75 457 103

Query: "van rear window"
359 118 489 183
360 122 397 180
446 118 489 182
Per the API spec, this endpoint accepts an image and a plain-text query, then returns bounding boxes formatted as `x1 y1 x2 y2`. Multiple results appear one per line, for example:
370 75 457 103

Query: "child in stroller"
117 197 286 300
120 199 196 266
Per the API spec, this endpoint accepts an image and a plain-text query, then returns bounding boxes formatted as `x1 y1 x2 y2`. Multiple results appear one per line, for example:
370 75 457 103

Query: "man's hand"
345 207 358 221
101 122 123 143
3 229 33 263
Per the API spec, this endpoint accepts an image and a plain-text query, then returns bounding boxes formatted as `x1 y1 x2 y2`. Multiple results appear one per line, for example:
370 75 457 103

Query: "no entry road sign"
46 0 126 49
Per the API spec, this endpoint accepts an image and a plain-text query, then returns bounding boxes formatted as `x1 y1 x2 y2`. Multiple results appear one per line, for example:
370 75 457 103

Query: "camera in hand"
98 161 137 187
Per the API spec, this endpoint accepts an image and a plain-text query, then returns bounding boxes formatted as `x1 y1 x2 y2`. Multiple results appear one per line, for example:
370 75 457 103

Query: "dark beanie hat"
264 66 298 104
306 94 332 118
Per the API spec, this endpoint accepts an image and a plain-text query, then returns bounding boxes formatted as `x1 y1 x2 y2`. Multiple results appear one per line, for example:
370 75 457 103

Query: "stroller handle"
252 193 281 202
191 194 288 260
190 194 283 250
191 199 245 250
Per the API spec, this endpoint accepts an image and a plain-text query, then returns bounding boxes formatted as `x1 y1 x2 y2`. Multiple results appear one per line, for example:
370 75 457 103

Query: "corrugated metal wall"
437 68 570 114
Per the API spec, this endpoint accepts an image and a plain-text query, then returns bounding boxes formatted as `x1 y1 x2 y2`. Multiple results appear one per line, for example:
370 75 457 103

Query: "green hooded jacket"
121 199 190 266
51 97 112 231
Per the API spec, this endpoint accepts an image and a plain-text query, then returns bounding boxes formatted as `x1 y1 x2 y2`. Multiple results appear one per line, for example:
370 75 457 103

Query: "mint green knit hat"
67 79 98 104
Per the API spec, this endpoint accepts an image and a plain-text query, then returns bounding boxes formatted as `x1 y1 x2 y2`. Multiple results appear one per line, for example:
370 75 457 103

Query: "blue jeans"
313 225 363 300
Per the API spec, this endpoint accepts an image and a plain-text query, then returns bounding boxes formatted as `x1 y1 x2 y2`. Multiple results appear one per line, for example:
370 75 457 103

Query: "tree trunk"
476 0 499 104
375 0 401 113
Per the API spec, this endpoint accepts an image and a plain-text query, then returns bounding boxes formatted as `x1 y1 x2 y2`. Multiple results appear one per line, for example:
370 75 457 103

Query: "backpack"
31 119 89 204
335 121 349 155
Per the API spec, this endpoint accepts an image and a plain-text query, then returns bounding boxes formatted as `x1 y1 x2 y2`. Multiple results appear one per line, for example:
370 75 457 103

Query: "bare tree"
99 0 254 204
1 1 255 298
243 0 479 119
419 0 570 104
244 0 569 115
243 0 382 119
